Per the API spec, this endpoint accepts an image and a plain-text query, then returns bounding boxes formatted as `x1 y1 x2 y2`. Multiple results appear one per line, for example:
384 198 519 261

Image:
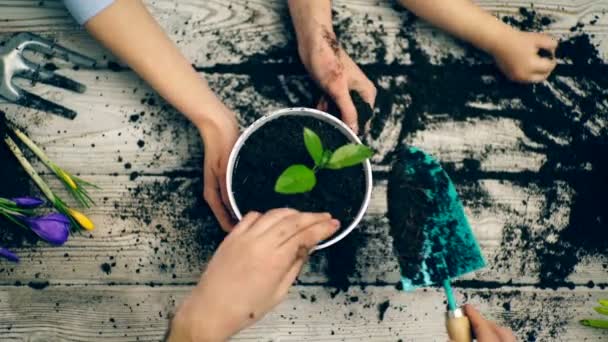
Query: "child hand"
298 27 376 134
169 209 340 341
491 29 558 83
197 106 240 232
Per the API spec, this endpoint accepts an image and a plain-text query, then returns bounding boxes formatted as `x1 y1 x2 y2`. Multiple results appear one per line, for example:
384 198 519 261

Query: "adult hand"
169 209 340 341
491 29 558 83
298 26 376 134
464 304 516 342
197 104 240 232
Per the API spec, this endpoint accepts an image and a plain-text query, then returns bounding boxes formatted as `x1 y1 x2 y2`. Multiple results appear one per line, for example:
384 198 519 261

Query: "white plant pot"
226 107 373 250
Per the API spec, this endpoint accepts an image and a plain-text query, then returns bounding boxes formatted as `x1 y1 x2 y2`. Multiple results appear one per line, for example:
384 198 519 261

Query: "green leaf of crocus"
595 306 608 316
326 144 374 170
303 127 324 166
580 319 608 329
274 165 317 194
599 299 608 308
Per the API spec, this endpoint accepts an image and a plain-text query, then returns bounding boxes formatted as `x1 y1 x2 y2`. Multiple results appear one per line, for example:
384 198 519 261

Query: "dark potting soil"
232 115 367 230
0 111 39 248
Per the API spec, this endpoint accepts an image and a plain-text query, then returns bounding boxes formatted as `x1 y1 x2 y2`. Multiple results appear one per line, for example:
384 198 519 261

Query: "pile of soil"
232 115 367 231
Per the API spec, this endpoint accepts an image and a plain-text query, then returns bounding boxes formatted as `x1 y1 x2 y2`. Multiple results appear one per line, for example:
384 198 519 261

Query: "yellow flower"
68 208 95 231
57 169 77 190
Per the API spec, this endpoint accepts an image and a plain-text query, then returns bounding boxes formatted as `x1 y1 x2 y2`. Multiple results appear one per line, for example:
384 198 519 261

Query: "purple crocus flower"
11 196 44 208
0 248 19 263
24 213 70 245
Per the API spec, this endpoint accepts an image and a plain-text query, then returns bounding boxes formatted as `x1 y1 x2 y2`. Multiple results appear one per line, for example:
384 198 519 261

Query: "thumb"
463 304 497 341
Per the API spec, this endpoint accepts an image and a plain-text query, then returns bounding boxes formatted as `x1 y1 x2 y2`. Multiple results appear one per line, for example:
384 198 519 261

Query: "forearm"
397 0 515 54
288 0 334 49
84 0 226 129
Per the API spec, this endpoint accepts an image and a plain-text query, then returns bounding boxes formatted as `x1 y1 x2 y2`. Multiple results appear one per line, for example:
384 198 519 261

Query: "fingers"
247 208 298 236
316 97 329 113
204 177 235 232
280 218 340 251
352 79 377 109
495 326 517 342
463 304 497 341
276 252 308 298
534 57 557 74
218 165 231 210
528 73 551 83
535 34 558 55
231 211 262 235
264 212 333 245
329 89 359 134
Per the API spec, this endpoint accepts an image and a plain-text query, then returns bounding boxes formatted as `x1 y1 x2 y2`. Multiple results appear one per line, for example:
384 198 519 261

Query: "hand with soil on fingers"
397 0 558 83
490 30 558 83
168 209 340 342
288 0 377 134
463 305 516 342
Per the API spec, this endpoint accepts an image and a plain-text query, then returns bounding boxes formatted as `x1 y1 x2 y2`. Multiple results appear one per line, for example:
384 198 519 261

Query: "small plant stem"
4 136 57 203
10 127 58 173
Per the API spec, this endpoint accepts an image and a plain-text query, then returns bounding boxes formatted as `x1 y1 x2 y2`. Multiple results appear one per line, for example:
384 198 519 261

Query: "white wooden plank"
0 285 606 341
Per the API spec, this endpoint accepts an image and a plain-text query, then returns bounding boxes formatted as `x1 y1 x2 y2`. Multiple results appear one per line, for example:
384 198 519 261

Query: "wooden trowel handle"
446 309 472 342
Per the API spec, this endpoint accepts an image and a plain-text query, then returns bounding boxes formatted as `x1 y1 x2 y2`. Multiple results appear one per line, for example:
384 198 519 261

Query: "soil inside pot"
232 115 367 233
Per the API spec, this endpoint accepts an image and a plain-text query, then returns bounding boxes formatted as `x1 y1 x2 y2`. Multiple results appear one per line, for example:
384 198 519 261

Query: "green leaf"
303 127 324 166
595 306 608 316
580 319 608 329
599 299 608 308
326 144 374 170
274 165 317 194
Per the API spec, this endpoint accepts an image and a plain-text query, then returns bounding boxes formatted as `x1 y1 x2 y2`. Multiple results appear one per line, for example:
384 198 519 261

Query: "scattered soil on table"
377 300 390 321
232 115 367 231
355 8 608 290
27 280 49 290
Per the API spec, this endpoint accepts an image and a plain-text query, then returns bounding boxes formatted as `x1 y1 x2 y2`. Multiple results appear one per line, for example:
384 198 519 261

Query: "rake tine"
20 68 87 93
16 90 77 120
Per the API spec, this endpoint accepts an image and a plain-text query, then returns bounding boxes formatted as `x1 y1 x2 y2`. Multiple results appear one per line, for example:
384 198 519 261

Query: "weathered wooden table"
1 1 607 341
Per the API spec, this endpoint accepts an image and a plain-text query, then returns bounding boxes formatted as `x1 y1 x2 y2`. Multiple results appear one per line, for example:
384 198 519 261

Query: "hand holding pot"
197 105 240 232
169 209 340 341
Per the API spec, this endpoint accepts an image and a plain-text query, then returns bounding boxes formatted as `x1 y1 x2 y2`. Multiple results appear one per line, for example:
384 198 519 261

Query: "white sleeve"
63 0 115 25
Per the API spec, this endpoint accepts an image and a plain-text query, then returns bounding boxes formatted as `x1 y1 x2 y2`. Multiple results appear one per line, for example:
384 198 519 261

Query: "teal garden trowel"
387 146 486 342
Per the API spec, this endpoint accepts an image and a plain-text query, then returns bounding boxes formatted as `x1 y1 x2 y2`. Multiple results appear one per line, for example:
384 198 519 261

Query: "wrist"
169 296 231 342
296 25 337 64
188 103 236 136
477 19 519 56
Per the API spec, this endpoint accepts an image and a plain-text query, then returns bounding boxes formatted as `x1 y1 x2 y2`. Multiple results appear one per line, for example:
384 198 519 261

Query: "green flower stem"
0 209 28 230
4 135 57 203
0 198 14 206
10 127 58 173
580 319 608 329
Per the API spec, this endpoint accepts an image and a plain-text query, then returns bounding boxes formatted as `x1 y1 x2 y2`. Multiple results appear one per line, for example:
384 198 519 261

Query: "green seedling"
580 299 608 329
274 127 373 194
